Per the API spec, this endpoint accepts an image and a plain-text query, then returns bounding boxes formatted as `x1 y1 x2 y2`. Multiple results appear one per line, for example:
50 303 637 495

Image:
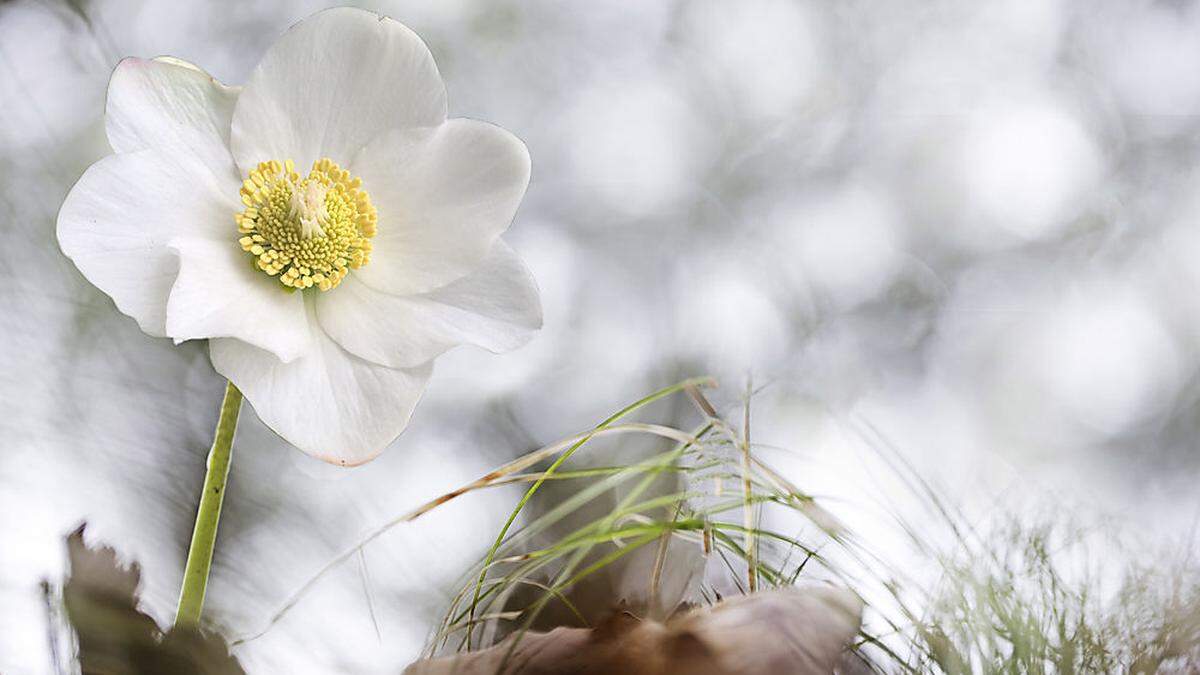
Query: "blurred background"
4 0 1200 672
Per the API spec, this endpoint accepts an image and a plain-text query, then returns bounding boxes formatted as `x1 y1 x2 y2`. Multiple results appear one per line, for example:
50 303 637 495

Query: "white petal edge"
209 297 434 466
351 118 532 295
230 7 447 174
57 148 240 337
316 240 542 368
165 237 309 362
106 56 241 182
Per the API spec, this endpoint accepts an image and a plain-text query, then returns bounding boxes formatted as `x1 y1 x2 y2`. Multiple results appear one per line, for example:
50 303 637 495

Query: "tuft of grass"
848 419 1200 673
418 377 858 669
885 514 1200 673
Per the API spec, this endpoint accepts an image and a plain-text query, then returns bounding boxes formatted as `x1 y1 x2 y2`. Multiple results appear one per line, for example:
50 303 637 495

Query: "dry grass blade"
403 423 698 523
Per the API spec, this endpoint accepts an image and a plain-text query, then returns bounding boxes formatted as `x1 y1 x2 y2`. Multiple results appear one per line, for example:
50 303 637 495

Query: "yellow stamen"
234 158 377 292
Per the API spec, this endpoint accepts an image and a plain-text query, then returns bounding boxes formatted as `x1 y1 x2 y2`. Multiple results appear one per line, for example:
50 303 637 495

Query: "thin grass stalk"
741 379 757 592
648 502 684 620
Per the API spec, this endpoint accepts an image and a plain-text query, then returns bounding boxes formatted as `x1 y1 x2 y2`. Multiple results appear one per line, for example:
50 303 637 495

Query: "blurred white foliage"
956 98 1104 244
778 183 905 309
682 0 826 120
991 282 1183 444
1094 2 1200 124
563 72 709 220
676 264 790 374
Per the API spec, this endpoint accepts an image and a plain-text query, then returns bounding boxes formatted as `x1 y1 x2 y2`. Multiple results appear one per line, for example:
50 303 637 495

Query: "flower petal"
209 298 433 466
165 237 308 362
57 148 240 337
105 57 240 182
230 7 447 173
316 241 542 368
352 119 532 295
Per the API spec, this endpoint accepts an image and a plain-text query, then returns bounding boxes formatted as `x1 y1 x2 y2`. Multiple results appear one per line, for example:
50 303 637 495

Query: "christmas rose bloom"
57 7 541 465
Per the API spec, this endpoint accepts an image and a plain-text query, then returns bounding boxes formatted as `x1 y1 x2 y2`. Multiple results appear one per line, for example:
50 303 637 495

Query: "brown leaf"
61 525 244 675
405 585 863 675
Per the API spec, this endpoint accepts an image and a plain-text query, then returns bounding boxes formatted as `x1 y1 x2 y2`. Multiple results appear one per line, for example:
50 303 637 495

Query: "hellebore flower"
57 8 542 466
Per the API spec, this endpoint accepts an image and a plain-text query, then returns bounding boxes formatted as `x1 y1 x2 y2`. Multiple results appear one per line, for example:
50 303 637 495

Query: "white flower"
56 8 541 466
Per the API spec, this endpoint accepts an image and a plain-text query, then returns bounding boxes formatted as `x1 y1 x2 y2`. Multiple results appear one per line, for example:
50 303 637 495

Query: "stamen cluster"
235 158 376 291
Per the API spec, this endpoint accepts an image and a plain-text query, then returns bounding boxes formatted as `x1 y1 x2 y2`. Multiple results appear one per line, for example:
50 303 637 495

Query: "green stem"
741 380 757 593
174 381 242 628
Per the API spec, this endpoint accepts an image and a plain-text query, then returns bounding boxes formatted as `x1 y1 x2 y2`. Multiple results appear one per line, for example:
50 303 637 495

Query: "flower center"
235 158 377 292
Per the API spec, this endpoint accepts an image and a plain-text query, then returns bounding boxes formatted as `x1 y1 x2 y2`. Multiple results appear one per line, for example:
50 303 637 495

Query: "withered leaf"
61 525 244 675
406 585 863 675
